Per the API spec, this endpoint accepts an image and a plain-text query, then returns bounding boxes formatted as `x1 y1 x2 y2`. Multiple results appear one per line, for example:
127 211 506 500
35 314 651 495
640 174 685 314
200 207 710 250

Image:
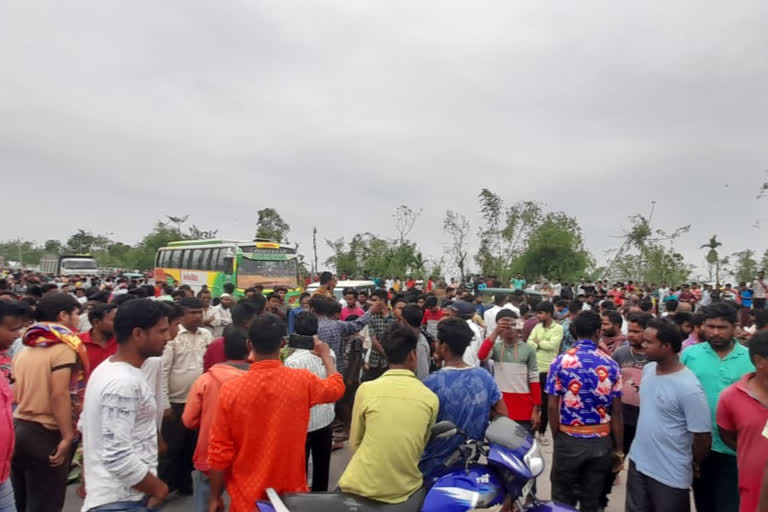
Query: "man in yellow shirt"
338 322 439 504
527 301 564 444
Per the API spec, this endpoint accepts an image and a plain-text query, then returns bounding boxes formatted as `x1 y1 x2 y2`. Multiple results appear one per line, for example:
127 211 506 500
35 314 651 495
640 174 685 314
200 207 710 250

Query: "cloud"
2 1 768 276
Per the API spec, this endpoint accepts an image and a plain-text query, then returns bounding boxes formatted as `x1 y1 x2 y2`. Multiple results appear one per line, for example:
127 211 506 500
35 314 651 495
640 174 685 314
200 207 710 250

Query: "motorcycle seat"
279 488 426 512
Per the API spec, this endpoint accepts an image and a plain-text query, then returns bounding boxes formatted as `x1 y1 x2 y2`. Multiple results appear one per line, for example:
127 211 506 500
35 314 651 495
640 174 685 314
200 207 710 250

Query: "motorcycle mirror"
431 420 457 440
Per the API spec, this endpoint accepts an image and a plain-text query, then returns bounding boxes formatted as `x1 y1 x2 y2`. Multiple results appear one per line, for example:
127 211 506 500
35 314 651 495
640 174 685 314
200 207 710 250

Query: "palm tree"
166 215 189 237
700 235 723 284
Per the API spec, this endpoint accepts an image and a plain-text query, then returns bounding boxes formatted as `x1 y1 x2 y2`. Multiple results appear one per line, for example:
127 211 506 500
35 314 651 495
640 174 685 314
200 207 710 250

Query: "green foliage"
255 208 290 243
511 216 592 282
731 249 759 284
325 233 427 279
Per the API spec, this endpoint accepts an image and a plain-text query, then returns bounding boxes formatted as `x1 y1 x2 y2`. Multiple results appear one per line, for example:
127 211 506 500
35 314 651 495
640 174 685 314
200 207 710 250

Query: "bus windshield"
236 256 298 290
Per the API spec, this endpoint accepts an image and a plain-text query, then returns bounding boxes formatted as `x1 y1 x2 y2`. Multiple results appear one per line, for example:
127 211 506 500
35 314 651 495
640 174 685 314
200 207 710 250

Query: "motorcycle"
257 415 577 512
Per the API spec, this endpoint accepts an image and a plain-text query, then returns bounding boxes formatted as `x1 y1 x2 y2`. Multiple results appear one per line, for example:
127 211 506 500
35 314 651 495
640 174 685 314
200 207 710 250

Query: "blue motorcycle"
257 416 577 512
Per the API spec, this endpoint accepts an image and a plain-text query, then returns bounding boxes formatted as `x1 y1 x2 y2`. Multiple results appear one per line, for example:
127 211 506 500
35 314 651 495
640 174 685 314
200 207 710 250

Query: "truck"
39 254 99 276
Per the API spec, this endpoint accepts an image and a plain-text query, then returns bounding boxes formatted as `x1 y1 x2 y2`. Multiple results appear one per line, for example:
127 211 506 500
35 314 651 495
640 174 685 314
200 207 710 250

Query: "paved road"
63 431 637 512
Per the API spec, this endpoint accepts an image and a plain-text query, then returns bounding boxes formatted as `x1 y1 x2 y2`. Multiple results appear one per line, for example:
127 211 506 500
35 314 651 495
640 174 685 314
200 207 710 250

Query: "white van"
305 280 378 302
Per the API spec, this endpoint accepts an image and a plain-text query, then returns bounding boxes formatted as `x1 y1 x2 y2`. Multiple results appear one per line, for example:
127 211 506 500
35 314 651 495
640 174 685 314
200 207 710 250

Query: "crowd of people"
0 268 767 512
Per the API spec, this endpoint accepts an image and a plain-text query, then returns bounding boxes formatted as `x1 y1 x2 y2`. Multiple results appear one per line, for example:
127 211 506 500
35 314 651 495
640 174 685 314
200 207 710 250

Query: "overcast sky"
2 1 768 278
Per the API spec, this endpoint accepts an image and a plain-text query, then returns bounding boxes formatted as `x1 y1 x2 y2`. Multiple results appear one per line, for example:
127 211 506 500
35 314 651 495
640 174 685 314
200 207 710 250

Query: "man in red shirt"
717 331 768 512
203 298 263 372
207 313 345 512
79 303 118 372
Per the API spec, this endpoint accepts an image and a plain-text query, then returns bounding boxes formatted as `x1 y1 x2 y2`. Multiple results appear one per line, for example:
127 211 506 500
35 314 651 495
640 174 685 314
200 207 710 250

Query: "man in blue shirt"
627 318 711 512
287 292 310 334
546 310 623 512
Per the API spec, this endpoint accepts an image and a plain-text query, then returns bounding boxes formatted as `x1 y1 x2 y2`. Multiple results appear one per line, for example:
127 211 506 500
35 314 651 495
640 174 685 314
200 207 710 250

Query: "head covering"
220 293 232 299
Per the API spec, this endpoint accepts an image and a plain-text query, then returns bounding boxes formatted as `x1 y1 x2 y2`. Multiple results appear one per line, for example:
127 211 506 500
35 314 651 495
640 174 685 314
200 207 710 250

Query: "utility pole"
312 226 318 274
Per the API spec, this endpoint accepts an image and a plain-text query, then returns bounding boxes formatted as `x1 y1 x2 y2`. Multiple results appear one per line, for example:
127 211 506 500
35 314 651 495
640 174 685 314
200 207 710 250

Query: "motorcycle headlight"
523 440 545 477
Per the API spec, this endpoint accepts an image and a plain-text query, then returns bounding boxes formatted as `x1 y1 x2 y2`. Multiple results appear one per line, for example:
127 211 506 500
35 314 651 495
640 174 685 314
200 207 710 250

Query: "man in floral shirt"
546 310 623 512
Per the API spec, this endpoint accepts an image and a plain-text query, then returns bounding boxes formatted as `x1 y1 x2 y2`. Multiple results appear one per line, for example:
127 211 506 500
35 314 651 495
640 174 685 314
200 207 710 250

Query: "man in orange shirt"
207 313 345 512
183 326 250 512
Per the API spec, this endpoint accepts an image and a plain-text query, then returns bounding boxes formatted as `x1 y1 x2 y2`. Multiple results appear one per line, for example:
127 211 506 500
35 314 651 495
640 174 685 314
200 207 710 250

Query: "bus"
153 239 301 300
40 254 99 276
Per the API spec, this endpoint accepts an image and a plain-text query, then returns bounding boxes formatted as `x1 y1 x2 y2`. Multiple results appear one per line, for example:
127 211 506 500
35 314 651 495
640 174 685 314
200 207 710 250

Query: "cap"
452 300 476 319
220 293 232 299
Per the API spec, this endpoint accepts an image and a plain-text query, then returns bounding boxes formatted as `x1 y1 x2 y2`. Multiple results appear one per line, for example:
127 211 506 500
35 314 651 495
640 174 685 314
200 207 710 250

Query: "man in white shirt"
212 294 233 338
81 299 172 511
160 297 213 495
198 290 220 336
284 312 337 492
752 271 768 310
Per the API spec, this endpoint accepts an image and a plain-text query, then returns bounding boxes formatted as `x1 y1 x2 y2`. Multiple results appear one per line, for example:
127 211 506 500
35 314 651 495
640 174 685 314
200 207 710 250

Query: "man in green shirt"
527 301 564 443
681 302 755 512
338 322 439 504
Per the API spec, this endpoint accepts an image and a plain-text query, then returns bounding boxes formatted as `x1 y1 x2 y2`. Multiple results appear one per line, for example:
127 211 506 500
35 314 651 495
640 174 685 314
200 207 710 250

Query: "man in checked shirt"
366 289 395 381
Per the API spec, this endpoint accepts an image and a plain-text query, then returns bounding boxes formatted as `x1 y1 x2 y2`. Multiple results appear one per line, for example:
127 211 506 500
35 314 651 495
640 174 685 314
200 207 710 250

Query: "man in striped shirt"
478 309 541 431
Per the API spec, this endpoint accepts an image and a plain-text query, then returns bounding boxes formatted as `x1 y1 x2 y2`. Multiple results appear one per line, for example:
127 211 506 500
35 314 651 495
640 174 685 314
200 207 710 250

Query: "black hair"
35 293 79 322
602 310 623 328
88 303 118 325
382 322 418 364
241 294 266 315
179 297 203 310
569 300 582 313
231 301 260 328
672 312 694 328
518 303 530 316
425 295 438 309
639 301 653 312
647 318 684 353
691 312 704 327
112 294 136 307
700 301 738 325
755 310 768 330
391 294 407 308
665 299 679 313
601 300 616 311
572 310 602 339
162 302 185 322
223 326 250 360
494 294 507 306
626 312 653 329
113 299 167 344
197 289 211 298
25 285 42 298
41 283 59 294
309 295 336 316
371 289 388 301
223 283 235 294
331 301 342 315
555 299 569 308
437 317 474 356
535 302 554 315
171 290 186 299
0 300 32 323
267 292 280 301
295 311 318 336
402 304 423 328
748 330 768 361
299 292 311 301
274 286 288 293
343 288 356 297
248 313 286 355
496 308 519 321
346 314 360 321
358 290 369 298
319 271 333 285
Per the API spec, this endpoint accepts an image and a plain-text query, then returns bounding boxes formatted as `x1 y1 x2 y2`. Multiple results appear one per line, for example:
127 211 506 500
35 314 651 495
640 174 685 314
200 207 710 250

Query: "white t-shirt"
81 359 158 511
462 320 485 368
752 279 768 299
141 356 169 429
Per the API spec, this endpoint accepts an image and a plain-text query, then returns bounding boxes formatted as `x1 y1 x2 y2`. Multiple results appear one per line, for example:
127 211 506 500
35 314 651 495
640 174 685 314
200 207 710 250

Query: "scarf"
22 323 90 432
600 334 626 355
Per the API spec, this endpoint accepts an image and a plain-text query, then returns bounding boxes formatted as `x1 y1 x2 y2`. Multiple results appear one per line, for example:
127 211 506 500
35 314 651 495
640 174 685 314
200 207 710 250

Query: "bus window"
181 250 191 269
210 248 221 271
217 247 229 271
160 250 170 267
155 251 162 268
190 249 202 269
170 250 181 268
200 249 212 270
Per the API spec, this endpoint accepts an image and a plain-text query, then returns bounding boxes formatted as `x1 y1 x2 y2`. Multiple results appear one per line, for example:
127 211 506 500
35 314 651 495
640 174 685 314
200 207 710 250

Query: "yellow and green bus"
153 239 301 300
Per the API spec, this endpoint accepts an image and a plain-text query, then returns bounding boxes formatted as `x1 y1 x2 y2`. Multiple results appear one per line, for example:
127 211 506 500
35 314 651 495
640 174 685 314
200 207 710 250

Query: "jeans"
11 419 74 512
626 460 690 512
0 479 15 512
87 497 155 512
192 471 210 512
550 433 613 512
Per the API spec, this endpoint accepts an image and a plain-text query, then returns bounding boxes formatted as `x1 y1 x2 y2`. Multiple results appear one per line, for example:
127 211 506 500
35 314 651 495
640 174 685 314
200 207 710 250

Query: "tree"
393 205 421 245
65 229 111 254
255 208 290 243
312 226 319 274
512 216 592 282
760 249 768 273
188 225 218 240
443 210 471 282
166 215 189 237
731 249 758 284
44 239 63 255
701 235 724 284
